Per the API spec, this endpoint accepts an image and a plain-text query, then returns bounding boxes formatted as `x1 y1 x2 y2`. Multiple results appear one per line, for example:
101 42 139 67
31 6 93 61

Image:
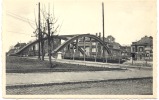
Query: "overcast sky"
3 0 156 52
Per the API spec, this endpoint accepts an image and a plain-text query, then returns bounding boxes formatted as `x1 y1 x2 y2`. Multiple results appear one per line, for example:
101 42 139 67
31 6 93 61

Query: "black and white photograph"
2 0 157 98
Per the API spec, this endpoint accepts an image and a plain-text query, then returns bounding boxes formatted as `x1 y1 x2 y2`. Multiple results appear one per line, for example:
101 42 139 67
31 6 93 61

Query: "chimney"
99 32 101 38
96 33 98 36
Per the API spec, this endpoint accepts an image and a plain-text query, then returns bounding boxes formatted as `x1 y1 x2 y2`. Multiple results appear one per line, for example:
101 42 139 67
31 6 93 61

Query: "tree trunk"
47 19 52 67
41 33 45 61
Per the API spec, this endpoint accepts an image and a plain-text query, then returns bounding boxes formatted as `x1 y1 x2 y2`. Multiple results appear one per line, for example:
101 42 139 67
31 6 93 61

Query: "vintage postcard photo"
2 0 157 99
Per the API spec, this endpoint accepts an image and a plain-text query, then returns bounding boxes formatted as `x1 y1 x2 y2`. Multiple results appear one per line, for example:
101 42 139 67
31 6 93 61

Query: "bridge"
9 33 125 63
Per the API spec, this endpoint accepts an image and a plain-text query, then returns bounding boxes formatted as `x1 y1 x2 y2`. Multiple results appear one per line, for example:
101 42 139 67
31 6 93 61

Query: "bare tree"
39 3 60 67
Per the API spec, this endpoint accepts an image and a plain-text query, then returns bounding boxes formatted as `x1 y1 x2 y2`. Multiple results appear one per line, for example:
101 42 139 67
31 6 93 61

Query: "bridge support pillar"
57 52 62 59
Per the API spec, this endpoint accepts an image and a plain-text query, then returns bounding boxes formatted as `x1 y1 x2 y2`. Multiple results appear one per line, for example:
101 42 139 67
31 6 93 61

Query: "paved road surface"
6 68 152 86
6 78 152 95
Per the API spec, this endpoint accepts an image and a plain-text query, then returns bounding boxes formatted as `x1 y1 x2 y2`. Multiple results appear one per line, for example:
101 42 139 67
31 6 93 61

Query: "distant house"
131 36 153 60
14 42 26 50
6 48 16 56
7 42 27 56
107 41 121 57
120 46 131 59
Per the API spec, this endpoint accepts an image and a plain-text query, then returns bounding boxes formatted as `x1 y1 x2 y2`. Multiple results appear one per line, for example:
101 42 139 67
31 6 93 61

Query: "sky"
2 0 157 52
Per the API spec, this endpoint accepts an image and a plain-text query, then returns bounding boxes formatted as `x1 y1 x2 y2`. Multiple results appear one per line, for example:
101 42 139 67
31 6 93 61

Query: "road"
6 68 152 87
6 56 153 95
6 78 152 95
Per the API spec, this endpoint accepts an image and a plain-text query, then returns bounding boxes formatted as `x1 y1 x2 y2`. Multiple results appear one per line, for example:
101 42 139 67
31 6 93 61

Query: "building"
7 48 16 56
120 46 131 59
131 36 153 61
14 42 27 52
7 42 27 56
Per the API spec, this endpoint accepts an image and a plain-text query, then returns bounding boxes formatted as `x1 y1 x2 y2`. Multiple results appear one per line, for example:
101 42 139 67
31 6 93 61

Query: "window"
132 47 135 52
139 47 143 52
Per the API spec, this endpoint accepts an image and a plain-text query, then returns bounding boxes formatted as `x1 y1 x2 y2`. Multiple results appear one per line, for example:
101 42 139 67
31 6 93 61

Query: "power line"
7 13 31 23
6 12 36 29
7 31 32 35
7 11 35 23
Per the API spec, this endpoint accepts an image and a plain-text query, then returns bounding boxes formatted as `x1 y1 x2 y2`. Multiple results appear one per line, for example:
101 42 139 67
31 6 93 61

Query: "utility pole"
83 37 86 62
47 19 52 67
102 2 105 63
38 2 41 60
41 29 44 61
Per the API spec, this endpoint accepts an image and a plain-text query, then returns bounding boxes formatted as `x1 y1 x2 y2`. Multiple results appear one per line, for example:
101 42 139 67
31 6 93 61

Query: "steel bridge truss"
11 34 111 59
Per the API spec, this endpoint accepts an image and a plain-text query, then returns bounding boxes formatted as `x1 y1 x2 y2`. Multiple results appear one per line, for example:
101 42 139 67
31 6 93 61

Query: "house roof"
132 36 153 46
7 48 16 53
110 42 121 49
14 43 26 47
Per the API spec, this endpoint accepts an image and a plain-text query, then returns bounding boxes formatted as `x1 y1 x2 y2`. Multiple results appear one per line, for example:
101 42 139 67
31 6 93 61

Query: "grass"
6 56 50 69
6 56 126 73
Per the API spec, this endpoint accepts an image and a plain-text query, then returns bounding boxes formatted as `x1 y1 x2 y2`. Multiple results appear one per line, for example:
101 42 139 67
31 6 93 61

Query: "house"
131 36 153 61
107 41 121 57
120 46 131 59
6 48 16 56
7 42 27 56
14 42 27 52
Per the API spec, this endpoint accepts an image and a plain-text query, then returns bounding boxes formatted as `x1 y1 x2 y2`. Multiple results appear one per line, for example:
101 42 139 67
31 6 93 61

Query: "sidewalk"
26 56 152 69
55 59 152 69
6 68 152 87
